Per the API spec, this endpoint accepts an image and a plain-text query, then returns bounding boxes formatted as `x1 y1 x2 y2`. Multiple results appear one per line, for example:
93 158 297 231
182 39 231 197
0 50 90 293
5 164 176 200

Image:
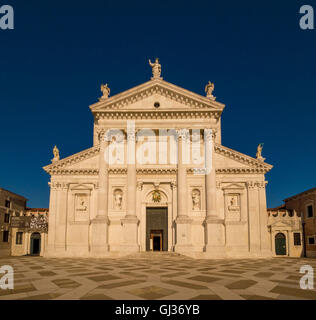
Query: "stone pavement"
0 253 316 300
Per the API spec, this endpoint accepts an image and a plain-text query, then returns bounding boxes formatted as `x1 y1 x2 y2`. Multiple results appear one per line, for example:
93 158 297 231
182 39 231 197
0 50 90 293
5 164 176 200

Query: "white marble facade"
43 62 273 259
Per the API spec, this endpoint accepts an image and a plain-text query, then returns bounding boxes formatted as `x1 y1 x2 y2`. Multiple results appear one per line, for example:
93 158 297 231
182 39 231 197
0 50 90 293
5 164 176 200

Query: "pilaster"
247 181 261 254
90 132 110 255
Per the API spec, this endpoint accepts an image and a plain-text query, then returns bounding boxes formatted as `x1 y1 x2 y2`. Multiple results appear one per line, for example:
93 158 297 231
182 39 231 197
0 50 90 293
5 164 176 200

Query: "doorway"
275 233 286 256
150 230 163 251
30 232 41 256
146 207 168 251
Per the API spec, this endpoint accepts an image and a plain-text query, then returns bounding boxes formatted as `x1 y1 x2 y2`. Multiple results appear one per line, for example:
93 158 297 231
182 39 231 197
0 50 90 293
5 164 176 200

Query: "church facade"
43 60 273 259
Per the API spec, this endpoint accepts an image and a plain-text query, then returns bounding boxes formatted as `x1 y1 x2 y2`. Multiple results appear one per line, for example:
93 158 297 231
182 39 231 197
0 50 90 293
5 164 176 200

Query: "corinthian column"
204 128 226 256
90 131 109 256
205 129 217 218
126 127 136 218
177 129 189 218
121 125 139 252
174 129 192 253
97 132 109 218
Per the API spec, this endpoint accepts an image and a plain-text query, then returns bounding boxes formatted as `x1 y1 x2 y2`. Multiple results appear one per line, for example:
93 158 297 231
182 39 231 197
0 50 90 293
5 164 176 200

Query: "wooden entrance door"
146 207 168 251
275 233 286 255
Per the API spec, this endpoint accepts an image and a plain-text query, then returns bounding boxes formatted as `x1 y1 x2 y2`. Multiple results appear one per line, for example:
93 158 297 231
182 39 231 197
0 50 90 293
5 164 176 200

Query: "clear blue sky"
0 0 315 208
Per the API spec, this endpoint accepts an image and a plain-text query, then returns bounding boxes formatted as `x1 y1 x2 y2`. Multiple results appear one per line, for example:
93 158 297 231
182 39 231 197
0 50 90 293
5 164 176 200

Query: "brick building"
0 188 27 256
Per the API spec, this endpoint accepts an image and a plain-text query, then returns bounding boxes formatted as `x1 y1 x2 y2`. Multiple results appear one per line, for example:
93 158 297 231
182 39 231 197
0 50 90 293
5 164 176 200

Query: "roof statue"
205 81 216 100
52 145 60 162
256 143 266 162
100 83 110 101
149 58 162 80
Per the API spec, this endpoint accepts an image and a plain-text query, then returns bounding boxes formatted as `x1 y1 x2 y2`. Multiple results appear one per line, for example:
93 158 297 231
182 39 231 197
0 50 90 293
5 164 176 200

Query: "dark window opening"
294 233 301 246
4 213 10 223
16 232 23 245
3 231 9 242
5 200 11 208
307 205 314 218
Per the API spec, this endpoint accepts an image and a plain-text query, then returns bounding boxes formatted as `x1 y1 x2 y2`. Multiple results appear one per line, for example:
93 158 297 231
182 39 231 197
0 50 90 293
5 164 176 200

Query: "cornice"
46 166 269 176
90 79 225 114
43 143 272 176
93 110 221 121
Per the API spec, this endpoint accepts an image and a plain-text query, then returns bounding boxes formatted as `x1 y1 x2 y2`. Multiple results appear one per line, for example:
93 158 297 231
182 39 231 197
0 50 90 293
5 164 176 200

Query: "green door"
275 233 286 255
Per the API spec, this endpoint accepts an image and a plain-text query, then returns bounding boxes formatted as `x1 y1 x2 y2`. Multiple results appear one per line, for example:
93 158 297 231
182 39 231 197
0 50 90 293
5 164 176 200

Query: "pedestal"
204 218 226 256
174 217 193 252
120 217 140 252
90 216 109 256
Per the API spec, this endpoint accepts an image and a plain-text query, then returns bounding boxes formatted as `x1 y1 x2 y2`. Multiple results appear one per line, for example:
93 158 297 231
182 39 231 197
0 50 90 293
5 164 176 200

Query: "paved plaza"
0 253 316 300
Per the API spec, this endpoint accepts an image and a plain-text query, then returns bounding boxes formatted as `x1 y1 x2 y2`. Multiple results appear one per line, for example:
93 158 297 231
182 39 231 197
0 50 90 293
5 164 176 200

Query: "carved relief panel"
226 194 241 221
222 183 246 223
69 184 93 223
75 193 89 221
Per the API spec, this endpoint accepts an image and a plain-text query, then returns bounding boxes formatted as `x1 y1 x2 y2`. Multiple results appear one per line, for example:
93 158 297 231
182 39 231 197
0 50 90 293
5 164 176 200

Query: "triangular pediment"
269 220 292 228
89 79 225 113
222 183 245 190
215 144 273 174
70 184 94 191
43 145 100 175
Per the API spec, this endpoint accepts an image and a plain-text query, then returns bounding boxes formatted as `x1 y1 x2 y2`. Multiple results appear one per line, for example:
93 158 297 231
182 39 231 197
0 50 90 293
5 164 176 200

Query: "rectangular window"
3 231 9 242
307 205 314 218
4 213 10 223
294 233 301 246
16 232 23 245
308 237 315 245
5 200 11 208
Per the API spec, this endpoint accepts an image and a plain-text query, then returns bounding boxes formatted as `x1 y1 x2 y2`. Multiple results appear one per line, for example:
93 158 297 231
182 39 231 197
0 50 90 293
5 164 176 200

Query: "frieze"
136 168 177 175
47 169 99 176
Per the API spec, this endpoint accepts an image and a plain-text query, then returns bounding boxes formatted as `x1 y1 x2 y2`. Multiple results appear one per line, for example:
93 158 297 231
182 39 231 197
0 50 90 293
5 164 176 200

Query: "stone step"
126 251 183 259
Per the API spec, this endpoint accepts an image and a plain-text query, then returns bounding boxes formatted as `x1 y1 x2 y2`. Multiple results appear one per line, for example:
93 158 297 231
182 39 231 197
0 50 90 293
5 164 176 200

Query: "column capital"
246 181 256 189
204 128 217 141
171 180 177 190
176 128 190 142
126 129 136 142
136 181 143 191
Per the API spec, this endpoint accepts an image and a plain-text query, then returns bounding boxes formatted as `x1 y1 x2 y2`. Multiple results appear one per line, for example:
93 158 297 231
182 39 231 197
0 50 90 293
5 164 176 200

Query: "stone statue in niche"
76 195 88 211
228 195 240 212
192 189 201 211
114 189 123 210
